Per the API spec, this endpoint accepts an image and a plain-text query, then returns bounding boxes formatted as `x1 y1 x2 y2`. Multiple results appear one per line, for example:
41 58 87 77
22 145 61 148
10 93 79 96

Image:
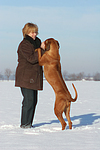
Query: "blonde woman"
15 23 45 128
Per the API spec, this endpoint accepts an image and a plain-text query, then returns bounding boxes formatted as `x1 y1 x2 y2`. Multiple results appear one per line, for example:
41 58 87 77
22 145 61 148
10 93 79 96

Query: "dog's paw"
69 122 72 129
35 48 41 52
35 48 38 52
62 122 67 130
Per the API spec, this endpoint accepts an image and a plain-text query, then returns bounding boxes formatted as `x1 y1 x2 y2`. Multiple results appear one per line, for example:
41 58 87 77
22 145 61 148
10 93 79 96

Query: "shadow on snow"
71 113 100 128
33 113 100 129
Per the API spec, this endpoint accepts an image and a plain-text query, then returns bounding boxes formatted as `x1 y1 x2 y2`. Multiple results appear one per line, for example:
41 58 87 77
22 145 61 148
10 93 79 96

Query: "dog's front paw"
35 48 41 52
35 48 38 52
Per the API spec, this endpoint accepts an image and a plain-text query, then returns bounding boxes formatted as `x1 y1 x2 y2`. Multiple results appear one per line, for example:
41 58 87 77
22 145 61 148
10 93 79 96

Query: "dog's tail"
70 83 78 102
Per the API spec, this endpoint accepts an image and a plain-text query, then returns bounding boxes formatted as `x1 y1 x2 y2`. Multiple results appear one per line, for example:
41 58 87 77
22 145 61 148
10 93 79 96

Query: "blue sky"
0 0 100 75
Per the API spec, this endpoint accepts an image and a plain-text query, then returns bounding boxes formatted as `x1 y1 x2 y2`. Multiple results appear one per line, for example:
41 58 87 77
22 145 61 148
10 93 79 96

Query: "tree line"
63 71 100 81
0 68 100 81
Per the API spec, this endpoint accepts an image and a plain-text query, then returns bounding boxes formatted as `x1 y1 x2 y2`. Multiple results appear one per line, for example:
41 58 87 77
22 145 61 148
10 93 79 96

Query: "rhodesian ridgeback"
36 38 78 130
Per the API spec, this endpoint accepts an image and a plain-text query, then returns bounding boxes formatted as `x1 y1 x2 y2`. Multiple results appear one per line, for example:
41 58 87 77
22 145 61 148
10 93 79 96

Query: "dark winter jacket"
15 35 45 90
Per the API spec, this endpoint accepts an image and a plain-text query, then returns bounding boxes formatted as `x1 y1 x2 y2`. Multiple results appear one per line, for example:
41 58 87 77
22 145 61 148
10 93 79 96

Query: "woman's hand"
41 42 45 50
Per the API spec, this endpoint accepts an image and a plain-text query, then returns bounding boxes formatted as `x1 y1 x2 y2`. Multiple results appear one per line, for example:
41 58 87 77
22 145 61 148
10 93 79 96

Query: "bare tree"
5 68 12 80
93 72 100 81
0 72 3 80
76 72 84 80
68 73 77 81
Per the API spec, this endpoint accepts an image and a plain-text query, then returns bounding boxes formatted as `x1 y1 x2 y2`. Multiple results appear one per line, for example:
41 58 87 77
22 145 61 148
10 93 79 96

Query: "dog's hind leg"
54 100 67 130
64 103 72 129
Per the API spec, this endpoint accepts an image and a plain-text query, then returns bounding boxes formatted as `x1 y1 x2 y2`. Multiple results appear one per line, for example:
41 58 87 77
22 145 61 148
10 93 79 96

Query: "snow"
0 80 100 150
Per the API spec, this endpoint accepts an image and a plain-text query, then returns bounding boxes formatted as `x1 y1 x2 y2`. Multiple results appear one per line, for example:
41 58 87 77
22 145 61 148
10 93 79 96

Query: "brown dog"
36 38 78 130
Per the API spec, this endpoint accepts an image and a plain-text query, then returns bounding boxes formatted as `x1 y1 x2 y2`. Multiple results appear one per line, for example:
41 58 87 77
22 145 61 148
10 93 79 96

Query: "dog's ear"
45 40 51 51
56 40 60 49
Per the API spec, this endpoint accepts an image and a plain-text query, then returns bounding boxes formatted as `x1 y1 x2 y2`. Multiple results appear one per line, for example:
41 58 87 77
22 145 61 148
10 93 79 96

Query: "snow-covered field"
0 80 100 150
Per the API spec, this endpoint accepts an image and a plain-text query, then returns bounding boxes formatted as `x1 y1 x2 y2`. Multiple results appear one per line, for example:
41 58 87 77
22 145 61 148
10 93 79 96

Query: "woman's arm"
20 41 39 64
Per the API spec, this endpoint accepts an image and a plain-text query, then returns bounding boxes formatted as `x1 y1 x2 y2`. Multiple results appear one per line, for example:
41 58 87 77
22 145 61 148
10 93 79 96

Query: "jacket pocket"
23 69 38 83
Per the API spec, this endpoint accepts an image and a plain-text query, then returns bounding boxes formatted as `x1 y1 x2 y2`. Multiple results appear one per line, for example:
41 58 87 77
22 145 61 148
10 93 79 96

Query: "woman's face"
28 31 37 40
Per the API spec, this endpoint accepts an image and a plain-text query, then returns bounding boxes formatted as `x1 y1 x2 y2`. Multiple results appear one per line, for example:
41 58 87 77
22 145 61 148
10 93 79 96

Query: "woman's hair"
22 22 38 38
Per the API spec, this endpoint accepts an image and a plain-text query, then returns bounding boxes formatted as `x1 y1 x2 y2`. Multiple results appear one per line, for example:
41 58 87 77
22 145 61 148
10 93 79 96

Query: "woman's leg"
20 87 38 127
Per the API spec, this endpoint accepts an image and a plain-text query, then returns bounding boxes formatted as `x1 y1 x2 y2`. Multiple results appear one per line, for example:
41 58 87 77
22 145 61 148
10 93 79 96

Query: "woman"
15 23 45 128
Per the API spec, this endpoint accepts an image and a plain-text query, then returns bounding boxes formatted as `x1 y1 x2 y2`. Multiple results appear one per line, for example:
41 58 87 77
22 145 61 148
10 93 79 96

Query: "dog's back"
43 53 71 100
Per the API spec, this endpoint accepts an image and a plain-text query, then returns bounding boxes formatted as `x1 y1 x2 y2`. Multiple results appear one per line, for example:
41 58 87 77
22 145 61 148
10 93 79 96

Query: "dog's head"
44 38 60 51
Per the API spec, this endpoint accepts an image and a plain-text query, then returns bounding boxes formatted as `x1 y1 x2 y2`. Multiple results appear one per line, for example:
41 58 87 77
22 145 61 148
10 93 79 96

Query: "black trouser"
20 87 37 126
